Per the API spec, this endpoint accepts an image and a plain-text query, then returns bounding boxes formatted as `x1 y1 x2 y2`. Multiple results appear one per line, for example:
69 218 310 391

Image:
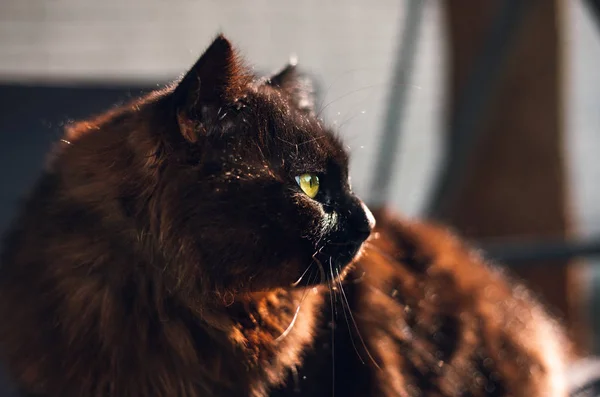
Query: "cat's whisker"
333 267 365 365
297 268 318 308
291 262 315 287
316 81 421 118
316 67 383 113
336 111 368 131
274 267 318 344
327 274 336 397
274 302 302 344
328 258 339 318
311 250 326 286
292 268 318 317
335 267 382 370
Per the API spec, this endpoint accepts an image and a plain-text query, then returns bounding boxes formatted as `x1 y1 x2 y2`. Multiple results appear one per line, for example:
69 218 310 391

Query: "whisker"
312 251 326 286
334 268 365 365
327 274 336 396
318 86 377 116
297 268 318 306
335 267 382 370
274 268 318 344
274 301 302 344
316 67 383 112
329 258 339 318
317 81 422 118
291 261 315 287
336 111 367 131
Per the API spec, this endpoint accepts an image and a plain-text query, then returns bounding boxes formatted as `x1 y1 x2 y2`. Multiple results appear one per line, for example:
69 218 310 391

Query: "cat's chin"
225 241 371 295
289 240 369 289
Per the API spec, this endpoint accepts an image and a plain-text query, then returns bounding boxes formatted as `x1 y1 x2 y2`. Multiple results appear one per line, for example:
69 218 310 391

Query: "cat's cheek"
319 210 339 236
291 194 328 237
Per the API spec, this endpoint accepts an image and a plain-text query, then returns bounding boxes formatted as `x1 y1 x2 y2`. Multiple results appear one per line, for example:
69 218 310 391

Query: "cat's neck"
196 287 324 395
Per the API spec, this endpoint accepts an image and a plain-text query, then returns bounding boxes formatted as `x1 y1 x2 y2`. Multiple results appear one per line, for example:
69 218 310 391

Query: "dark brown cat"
0 35 570 396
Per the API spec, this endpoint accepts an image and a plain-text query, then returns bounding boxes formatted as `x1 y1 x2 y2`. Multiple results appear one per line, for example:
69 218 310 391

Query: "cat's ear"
172 34 248 142
267 59 316 116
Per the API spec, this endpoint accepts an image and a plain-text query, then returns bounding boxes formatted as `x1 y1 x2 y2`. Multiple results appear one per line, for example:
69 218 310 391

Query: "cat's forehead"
249 86 348 172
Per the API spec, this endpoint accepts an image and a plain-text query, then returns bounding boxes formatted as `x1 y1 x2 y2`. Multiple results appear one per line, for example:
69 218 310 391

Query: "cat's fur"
0 35 570 396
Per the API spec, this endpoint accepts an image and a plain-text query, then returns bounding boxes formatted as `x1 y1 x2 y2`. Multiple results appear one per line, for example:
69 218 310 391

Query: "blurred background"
0 0 599 361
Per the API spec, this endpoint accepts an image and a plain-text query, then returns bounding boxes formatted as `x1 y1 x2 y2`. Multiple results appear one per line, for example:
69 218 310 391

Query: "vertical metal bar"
369 0 425 207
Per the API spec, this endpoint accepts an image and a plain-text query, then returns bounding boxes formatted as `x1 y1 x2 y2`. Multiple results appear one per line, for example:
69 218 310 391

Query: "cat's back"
350 209 570 396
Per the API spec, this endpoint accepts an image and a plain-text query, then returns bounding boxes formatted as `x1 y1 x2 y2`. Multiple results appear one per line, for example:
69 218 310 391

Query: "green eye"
295 173 320 199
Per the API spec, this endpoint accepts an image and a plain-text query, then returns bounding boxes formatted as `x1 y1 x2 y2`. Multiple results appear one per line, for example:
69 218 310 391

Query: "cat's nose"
360 200 376 231
350 199 375 240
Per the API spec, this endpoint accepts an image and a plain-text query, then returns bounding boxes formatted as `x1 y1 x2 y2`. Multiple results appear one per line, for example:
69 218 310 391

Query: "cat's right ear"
267 59 316 116
171 35 246 143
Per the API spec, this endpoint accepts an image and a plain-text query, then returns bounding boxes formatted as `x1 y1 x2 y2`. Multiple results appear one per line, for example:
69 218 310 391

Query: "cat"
0 35 571 396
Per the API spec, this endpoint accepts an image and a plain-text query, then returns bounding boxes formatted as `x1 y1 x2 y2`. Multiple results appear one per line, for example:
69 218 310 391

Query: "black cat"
0 35 570 396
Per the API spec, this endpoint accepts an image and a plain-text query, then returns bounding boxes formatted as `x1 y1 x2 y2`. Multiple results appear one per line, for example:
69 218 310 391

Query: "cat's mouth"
291 199 376 288
292 236 371 288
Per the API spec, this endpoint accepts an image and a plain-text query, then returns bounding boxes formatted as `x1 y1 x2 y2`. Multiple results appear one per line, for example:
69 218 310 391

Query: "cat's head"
68 35 374 300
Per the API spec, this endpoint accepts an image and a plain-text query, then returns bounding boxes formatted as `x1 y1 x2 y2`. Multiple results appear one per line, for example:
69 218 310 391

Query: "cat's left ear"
172 35 249 142
267 59 316 116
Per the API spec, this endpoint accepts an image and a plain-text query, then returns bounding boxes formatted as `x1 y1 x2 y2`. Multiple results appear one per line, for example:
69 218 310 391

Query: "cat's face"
153 36 374 296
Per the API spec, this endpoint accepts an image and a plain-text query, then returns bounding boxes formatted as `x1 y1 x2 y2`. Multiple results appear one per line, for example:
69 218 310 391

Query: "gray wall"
568 2 600 351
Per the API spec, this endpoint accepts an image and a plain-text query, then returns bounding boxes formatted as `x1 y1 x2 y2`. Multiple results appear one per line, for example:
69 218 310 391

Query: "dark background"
0 84 152 232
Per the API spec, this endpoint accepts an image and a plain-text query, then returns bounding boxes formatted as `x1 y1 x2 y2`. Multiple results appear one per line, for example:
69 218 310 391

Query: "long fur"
0 35 570 397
